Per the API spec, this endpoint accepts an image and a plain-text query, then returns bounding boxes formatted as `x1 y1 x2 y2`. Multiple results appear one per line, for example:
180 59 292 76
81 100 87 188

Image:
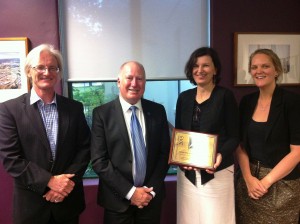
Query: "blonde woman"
236 49 300 223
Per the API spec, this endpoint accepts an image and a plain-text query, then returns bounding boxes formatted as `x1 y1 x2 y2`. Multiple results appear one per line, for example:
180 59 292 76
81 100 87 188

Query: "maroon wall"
210 0 300 102
0 0 59 50
0 0 61 93
0 1 60 223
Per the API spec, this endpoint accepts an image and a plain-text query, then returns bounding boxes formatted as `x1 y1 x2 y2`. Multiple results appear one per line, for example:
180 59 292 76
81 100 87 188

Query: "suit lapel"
114 99 131 149
56 96 69 157
23 93 51 153
141 99 152 150
246 93 259 126
265 87 282 140
183 89 196 130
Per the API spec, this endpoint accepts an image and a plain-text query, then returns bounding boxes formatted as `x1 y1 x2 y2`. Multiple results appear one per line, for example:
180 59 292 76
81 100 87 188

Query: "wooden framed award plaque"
169 129 218 169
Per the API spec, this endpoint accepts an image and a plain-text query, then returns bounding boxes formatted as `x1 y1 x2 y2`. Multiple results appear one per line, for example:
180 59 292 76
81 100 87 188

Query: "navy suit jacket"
0 93 90 223
91 97 170 212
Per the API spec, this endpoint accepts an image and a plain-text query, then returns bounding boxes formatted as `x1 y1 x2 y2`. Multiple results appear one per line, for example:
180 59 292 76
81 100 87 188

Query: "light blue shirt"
30 89 58 160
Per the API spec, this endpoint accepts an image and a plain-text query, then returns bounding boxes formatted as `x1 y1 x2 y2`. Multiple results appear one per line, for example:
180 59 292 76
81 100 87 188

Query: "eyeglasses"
192 105 201 123
32 65 60 73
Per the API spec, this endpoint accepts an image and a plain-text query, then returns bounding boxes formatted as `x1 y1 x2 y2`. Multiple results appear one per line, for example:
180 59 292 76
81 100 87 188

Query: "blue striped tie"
130 106 146 186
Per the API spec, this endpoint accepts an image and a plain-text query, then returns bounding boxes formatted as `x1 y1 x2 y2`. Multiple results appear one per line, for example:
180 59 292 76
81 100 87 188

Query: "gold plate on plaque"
168 129 217 169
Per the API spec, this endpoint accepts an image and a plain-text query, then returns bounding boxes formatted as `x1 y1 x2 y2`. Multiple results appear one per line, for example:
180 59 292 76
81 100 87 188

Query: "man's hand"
130 187 153 208
43 189 65 203
47 174 75 197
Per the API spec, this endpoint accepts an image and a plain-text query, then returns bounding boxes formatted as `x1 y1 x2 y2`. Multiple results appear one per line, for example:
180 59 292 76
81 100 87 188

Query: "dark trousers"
14 213 79 224
49 214 79 224
104 203 162 224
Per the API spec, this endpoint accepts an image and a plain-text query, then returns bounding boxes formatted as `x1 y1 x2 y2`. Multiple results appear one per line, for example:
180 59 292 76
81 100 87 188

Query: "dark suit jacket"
239 86 300 180
90 98 170 212
175 86 239 170
0 93 90 224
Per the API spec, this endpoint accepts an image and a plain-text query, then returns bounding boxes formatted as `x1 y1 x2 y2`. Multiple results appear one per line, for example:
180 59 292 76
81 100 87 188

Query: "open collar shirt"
30 89 58 160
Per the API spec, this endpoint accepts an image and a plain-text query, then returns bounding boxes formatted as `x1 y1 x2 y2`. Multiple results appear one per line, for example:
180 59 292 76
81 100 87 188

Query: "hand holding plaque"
168 129 218 169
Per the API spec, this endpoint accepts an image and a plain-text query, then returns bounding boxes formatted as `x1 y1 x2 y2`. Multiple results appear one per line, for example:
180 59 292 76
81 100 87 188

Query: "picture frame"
0 37 29 102
234 32 300 86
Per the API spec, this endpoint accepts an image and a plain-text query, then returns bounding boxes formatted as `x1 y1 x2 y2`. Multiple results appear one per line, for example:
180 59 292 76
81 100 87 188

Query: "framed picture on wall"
0 37 29 102
233 32 300 86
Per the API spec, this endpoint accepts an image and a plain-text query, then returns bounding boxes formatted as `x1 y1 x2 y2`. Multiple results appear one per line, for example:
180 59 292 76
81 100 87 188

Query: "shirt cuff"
144 185 156 198
126 186 156 200
149 190 156 198
125 186 136 200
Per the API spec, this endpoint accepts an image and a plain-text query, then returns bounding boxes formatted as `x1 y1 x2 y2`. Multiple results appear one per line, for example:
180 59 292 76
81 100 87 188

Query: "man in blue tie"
91 61 170 224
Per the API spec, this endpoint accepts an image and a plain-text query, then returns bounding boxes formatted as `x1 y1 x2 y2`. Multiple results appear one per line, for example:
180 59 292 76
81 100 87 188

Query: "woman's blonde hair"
248 48 283 81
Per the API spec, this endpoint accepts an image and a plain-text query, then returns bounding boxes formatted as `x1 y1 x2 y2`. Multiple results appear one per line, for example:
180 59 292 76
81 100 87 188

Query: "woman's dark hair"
184 47 221 85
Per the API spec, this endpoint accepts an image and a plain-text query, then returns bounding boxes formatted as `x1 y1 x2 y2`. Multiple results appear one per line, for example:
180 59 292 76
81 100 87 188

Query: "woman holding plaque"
175 47 239 224
235 49 300 223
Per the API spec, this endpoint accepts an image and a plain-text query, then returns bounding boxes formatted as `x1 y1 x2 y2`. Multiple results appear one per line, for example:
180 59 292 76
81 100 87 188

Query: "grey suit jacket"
0 93 90 223
90 98 170 212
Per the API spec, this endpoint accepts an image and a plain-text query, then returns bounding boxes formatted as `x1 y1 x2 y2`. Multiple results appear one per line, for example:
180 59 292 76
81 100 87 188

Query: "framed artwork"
234 32 300 86
0 37 29 102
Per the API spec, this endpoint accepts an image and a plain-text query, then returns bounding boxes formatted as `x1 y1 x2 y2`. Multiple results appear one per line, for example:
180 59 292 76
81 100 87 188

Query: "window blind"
59 0 209 81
